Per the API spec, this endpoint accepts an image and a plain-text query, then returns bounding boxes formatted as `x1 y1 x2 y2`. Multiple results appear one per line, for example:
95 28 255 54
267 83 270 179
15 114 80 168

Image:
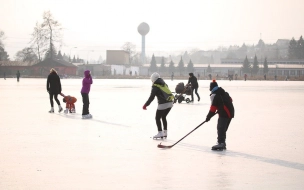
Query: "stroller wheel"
186 98 191 103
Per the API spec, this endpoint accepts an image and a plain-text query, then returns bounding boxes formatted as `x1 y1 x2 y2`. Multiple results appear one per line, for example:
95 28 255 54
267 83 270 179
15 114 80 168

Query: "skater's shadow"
162 140 304 172
57 113 132 128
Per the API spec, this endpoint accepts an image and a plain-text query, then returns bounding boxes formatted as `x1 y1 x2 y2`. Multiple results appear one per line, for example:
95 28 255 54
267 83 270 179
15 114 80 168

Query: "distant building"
106 50 130 65
31 58 77 76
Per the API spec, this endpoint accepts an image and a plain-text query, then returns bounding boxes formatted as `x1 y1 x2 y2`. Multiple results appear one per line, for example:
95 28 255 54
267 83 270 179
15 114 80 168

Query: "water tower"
137 22 150 64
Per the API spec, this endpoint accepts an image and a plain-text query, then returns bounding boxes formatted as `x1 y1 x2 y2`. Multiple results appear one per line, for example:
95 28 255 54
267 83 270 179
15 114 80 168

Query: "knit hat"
150 72 160 83
189 73 194 77
209 79 218 91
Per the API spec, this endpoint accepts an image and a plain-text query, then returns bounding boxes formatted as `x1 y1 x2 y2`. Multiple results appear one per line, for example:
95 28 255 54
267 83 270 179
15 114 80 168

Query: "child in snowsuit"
143 72 174 139
205 80 235 150
60 93 77 114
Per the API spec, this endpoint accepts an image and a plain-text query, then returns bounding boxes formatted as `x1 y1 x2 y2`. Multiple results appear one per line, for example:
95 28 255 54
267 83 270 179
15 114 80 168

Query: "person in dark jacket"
47 68 63 113
187 73 200 102
81 70 93 119
205 80 235 150
16 70 20 82
143 72 174 139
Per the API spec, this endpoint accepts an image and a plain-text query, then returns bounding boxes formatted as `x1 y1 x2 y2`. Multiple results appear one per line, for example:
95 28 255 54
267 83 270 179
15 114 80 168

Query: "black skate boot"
211 142 226 151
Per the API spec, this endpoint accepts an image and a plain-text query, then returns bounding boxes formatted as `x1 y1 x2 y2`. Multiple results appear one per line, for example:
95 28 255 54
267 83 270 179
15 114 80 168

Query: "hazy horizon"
0 0 303 61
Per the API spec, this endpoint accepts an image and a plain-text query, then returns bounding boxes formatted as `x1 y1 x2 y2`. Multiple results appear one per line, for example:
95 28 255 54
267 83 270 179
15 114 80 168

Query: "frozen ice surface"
1 78 304 190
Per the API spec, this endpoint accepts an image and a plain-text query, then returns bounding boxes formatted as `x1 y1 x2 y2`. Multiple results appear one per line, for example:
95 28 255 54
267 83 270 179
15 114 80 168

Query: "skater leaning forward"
60 93 77 114
205 80 235 150
143 72 174 139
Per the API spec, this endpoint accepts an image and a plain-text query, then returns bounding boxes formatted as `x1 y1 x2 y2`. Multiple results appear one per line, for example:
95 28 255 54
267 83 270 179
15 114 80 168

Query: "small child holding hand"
60 93 77 114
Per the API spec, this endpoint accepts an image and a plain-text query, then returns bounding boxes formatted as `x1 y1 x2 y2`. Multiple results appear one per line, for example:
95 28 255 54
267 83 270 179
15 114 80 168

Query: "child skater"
60 93 77 114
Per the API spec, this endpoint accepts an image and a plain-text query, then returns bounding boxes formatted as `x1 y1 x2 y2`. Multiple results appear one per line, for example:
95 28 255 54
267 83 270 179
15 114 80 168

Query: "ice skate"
48 108 54 113
163 130 167 138
58 105 63 113
153 131 164 139
71 108 76 113
211 143 226 151
82 114 92 119
64 109 68 114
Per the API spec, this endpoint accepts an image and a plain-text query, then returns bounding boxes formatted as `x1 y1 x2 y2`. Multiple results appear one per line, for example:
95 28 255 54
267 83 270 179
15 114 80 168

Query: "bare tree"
0 30 9 61
30 22 44 61
0 30 5 48
121 42 136 64
41 11 62 59
15 47 38 63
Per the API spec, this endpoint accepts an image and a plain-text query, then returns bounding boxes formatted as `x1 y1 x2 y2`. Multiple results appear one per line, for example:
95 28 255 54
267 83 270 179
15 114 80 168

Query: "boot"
211 142 226 150
64 108 68 114
58 105 63 113
49 107 54 113
153 131 164 139
163 130 167 138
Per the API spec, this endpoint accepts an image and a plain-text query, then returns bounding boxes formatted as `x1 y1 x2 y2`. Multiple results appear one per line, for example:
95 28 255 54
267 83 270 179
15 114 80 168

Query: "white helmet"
150 72 160 83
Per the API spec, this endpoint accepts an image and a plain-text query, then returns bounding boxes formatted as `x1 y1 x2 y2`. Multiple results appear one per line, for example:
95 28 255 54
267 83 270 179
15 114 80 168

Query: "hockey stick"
157 121 206 149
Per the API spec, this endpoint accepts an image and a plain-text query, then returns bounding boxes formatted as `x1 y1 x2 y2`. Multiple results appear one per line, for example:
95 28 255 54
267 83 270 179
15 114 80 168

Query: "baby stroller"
173 82 192 103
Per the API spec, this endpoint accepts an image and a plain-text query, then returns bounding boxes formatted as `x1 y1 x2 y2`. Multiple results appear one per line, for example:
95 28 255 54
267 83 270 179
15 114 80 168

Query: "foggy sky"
0 0 303 60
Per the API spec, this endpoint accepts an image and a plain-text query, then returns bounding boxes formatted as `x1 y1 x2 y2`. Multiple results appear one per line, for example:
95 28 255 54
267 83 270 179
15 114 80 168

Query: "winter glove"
143 104 147 110
206 111 216 122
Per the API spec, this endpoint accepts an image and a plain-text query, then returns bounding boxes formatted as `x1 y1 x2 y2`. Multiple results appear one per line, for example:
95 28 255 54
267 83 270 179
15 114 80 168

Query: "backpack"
153 84 174 102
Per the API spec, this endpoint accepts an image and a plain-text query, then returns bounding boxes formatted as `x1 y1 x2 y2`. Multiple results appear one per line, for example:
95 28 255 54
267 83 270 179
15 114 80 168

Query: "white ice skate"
49 108 54 113
82 114 92 119
153 131 164 139
64 109 68 114
58 105 63 113
163 130 167 138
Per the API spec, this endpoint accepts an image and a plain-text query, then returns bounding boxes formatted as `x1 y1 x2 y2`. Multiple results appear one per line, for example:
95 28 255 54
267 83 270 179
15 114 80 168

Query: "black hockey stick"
157 121 206 149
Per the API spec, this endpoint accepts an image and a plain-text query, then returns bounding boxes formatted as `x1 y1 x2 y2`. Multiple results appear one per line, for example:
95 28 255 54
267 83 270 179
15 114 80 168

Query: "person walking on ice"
47 68 63 113
205 80 235 151
60 93 77 114
143 72 174 139
81 70 93 119
187 72 200 102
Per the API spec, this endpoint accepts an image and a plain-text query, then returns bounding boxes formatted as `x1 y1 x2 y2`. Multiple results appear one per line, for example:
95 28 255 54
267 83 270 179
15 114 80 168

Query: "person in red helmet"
205 80 235 151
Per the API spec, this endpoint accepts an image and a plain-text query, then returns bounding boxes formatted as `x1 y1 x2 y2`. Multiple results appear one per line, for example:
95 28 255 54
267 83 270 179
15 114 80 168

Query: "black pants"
191 87 200 101
155 108 171 131
81 93 90 115
49 93 60 107
217 117 232 143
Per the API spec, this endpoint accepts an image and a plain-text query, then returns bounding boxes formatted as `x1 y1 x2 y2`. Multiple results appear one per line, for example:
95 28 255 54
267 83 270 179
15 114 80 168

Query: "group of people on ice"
143 72 235 150
46 68 93 119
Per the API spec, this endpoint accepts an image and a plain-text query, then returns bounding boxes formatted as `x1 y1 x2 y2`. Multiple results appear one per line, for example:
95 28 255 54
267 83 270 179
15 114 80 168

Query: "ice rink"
1 78 304 190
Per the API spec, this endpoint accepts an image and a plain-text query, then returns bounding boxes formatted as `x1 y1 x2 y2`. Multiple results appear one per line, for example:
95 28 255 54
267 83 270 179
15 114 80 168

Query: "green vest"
153 84 174 102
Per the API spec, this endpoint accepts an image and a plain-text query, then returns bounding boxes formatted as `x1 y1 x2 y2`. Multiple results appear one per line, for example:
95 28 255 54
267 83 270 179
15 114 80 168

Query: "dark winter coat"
187 76 199 88
46 72 62 94
145 78 172 106
206 87 234 120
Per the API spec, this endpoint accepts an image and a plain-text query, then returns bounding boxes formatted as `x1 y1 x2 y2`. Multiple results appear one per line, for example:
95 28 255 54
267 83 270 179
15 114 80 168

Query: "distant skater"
16 70 20 82
47 68 63 113
264 74 266 80
4 72 6 80
205 80 235 151
244 73 247 81
171 72 174 81
60 93 77 114
81 70 93 119
187 72 200 102
143 72 174 139
274 75 277 81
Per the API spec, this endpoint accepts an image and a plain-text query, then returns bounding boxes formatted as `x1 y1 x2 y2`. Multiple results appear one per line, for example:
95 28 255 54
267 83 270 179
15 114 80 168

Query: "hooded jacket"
47 71 62 94
145 78 173 106
206 87 234 119
81 70 93 94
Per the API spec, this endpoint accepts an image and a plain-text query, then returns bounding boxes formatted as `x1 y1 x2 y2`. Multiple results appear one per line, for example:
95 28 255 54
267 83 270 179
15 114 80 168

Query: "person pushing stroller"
60 93 77 114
